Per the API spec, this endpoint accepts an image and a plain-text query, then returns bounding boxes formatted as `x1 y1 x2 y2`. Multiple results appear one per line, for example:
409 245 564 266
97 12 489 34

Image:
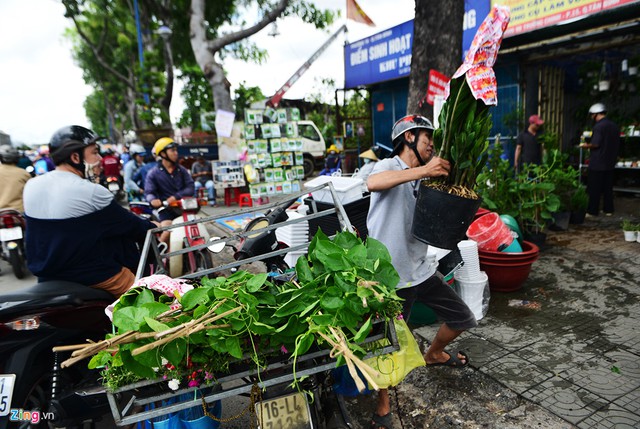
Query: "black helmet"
0 145 20 164
49 125 98 166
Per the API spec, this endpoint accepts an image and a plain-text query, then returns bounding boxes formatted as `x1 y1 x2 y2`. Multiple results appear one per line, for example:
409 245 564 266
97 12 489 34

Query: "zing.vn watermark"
9 409 54 424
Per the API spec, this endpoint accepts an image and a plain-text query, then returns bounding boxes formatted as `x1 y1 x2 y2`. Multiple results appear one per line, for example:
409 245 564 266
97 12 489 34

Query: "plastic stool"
224 188 241 207
238 193 253 208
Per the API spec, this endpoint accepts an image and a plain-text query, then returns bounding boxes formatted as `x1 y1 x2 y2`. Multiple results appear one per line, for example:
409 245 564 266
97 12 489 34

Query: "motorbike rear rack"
136 181 358 280
106 318 399 426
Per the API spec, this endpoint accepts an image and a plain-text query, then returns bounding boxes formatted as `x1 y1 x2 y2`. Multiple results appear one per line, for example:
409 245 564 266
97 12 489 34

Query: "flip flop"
426 350 469 368
370 412 393 429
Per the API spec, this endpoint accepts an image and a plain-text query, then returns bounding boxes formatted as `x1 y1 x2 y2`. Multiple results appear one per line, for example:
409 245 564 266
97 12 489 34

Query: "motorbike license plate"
255 392 312 429
108 183 120 192
0 227 22 241
0 374 16 416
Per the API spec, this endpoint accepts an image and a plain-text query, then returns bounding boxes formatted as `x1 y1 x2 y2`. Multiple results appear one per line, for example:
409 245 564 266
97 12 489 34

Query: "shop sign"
344 20 414 88
495 0 640 37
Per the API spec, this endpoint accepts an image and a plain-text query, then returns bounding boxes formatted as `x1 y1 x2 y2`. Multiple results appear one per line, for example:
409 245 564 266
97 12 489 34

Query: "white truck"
297 120 326 178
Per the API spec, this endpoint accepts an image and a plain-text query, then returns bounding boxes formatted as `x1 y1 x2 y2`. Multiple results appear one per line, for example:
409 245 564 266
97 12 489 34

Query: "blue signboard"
344 0 491 89
344 20 414 89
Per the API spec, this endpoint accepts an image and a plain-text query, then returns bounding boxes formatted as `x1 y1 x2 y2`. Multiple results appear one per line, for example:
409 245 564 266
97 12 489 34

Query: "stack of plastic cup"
454 240 488 321
456 240 481 280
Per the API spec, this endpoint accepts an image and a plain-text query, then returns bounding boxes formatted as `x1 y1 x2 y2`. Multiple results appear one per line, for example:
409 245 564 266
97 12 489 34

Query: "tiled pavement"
414 209 640 428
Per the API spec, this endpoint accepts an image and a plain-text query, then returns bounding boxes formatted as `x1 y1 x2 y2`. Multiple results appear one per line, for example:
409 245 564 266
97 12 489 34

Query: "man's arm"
514 145 522 167
367 157 450 192
174 167 195 199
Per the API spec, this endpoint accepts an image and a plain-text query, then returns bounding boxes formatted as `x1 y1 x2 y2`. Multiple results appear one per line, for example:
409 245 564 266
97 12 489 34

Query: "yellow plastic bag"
364 318 426 389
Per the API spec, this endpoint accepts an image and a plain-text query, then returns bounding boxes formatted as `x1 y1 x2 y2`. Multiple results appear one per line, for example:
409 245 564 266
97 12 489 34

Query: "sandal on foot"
426 350 469 368
370 412 393 429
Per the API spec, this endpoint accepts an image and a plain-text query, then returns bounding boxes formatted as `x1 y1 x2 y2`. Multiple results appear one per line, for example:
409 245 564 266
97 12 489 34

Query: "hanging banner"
426 70 450 106
494 0 640 37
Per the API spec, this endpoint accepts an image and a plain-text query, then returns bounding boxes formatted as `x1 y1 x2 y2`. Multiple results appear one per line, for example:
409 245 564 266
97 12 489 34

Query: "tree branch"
69 13 136 90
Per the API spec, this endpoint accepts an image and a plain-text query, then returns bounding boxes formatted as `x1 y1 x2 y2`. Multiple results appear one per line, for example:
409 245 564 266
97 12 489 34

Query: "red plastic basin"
477 241 540 292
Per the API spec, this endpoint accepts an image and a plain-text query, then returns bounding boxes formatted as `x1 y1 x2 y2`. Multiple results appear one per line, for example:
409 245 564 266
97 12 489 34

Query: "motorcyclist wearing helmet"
144 137 194 243
0 145 32 212
580 103 621 216
123 143 147 199
23 126 157 297
33 146 55 175
366 115 476 429
319 144 341 175
100 146 122 181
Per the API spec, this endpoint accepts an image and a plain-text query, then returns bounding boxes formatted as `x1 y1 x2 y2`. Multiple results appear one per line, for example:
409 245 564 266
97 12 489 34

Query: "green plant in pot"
516 162 561 242
546 149 579 230
569 185 588 224
412 6 510 249
476 141 520 218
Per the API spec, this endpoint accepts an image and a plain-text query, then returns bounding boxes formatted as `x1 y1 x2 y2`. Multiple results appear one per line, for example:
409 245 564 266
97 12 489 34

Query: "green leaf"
320 295 344 311
245 273 268 292
181 288 210 311
294 332 315 356
113 306 150 332
249 320 276 335
144 317 170 333
141 302 170 318
274 293 307 317
134 288 156 306
299 299 320 318
346 244 367 266
365 237 393 263
225 336 243 359
311 314 335 326
213 287 235 299
295 257 314 283
353 317 373 343
121 349 155 379
162 338 187 367
88 351 112 369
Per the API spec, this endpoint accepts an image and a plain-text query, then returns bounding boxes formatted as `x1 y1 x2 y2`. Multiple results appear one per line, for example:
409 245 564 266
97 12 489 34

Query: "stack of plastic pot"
454 240 488 321
467 211 540 292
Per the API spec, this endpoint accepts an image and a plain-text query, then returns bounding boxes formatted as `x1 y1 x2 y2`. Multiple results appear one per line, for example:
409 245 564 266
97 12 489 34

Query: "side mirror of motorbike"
207 236 226 253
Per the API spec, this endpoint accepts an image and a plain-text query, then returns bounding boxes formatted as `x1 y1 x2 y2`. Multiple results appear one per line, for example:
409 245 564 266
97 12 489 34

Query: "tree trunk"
189 0 289 114
407 0 465 119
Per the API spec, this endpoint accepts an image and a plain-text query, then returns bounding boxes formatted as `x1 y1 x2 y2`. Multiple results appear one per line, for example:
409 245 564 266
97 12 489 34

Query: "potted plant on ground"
412 6 511 249
569 185 588 224
546 150 579 231
622 219 637 242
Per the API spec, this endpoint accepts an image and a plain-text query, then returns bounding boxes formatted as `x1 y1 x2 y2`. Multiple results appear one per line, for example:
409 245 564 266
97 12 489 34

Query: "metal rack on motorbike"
109 181 400 427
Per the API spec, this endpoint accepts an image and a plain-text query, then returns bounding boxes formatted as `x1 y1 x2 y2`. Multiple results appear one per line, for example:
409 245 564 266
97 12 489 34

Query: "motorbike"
0 281 114 429
158 197 214 278
0 209 28 279
102 175 125 201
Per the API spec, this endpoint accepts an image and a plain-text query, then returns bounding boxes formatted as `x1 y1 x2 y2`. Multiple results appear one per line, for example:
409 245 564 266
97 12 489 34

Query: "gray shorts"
397 273 477 331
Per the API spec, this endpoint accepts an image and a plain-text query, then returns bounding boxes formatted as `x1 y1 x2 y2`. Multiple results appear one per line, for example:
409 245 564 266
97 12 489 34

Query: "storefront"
343 0 640 170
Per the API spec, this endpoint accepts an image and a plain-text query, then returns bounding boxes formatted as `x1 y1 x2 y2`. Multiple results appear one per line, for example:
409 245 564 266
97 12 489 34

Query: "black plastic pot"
411 184 482 250
550 211 571 231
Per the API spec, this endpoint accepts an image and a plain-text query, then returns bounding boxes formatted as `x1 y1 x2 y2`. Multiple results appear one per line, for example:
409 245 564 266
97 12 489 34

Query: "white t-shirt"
24 170 113 220
366 156 436 288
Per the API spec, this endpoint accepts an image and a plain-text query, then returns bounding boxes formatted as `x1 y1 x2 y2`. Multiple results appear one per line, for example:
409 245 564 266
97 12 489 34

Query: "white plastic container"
303 176 364 205
454 271 488 321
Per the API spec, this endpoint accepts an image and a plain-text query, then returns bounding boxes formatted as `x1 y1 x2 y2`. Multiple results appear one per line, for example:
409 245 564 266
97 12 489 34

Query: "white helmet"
589 103 606 114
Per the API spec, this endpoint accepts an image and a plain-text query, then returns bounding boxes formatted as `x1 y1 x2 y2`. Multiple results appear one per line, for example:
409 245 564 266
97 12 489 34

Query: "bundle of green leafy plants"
83 230 403 391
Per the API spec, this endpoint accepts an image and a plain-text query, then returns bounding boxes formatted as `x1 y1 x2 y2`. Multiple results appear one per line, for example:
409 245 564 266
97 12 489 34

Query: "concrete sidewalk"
348 195 639 429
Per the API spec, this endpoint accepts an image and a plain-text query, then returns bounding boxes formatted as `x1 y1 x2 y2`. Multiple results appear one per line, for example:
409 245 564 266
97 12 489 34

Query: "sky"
0 0 414 145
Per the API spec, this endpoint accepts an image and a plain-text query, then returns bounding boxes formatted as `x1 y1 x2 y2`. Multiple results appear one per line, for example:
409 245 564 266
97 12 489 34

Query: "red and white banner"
426 69 450 106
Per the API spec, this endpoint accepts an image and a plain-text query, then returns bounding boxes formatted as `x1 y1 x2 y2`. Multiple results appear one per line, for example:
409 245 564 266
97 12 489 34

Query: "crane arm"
267 24 348 108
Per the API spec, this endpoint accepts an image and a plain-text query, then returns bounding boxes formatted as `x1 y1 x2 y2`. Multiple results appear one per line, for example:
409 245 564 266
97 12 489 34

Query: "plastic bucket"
412 185 482 250
466 212 514 252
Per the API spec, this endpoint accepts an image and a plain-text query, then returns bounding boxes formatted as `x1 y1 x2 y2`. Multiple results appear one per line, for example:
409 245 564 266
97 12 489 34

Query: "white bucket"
456 240 481 279
455 271 488 321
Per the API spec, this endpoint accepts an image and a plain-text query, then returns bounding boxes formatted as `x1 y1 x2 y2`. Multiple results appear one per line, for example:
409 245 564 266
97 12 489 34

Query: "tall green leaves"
433 76 493 189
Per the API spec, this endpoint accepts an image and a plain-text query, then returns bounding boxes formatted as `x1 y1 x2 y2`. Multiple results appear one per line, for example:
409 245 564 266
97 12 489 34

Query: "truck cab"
298 120 326 178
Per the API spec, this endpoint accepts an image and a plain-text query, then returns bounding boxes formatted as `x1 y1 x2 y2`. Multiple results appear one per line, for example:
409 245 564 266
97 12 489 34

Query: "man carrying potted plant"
366 115 477 429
